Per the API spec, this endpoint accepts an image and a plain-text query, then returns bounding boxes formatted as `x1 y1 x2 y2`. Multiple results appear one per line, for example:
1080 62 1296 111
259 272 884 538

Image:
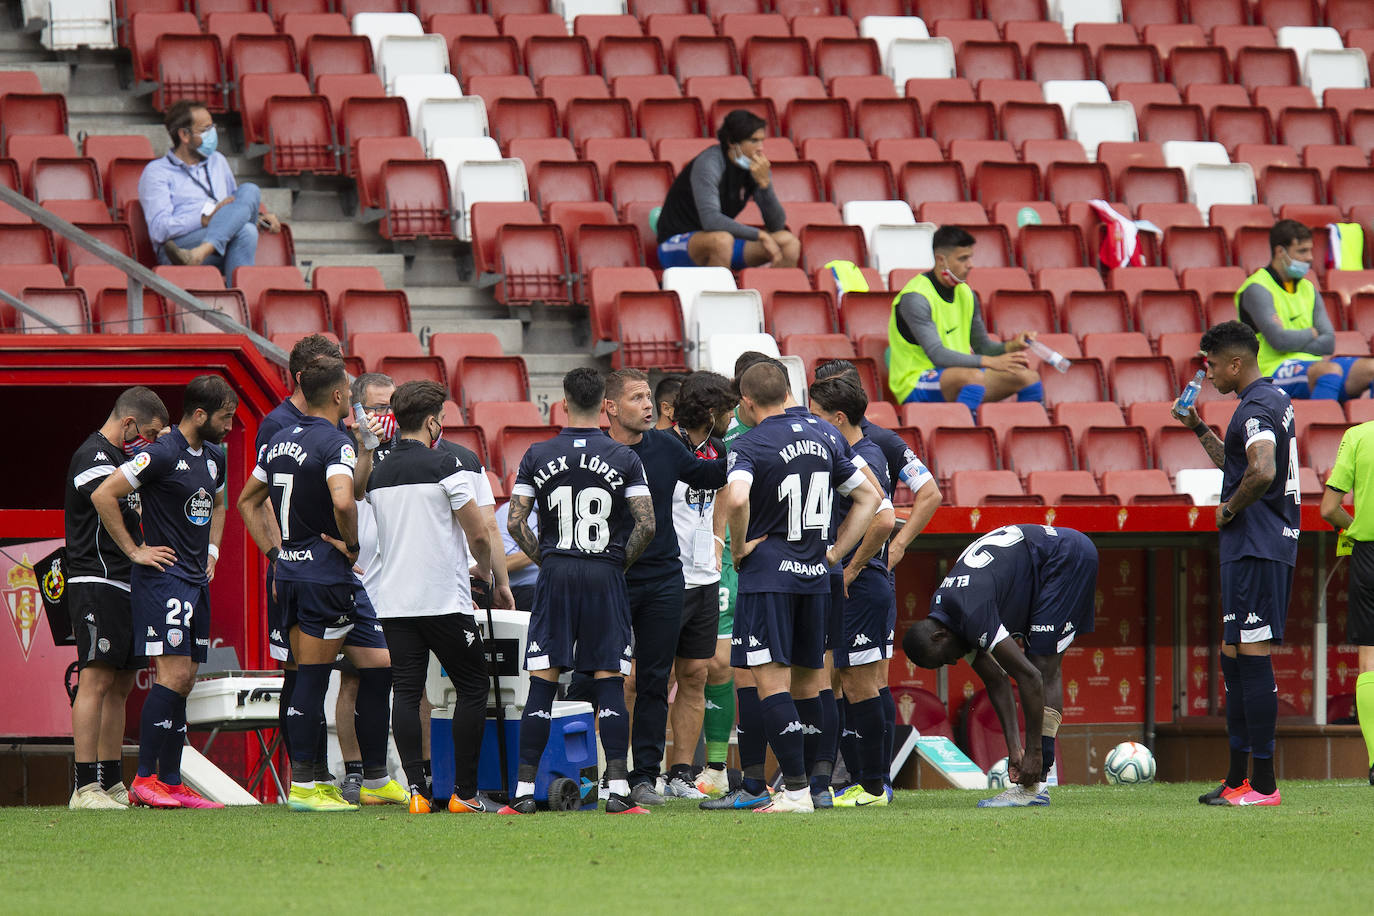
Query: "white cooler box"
426 609 531 711
187 672 284 725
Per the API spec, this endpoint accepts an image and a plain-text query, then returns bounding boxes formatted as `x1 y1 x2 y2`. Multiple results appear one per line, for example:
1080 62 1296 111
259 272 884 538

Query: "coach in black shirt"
605 369 727 805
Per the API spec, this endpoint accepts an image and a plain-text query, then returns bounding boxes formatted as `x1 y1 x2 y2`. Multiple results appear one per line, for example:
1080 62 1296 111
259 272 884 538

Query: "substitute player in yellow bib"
1319 421 1374 785
1236 219 1374 402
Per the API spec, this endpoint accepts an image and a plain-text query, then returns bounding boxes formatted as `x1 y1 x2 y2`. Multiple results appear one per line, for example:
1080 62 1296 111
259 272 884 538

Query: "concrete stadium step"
300 254 408 290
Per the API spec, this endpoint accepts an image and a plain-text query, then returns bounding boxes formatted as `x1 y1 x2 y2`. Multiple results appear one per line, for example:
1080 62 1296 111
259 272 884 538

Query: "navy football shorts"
1221 557 1293 645
132 567 211 664
1023 527 1098 657
732 590 829 669
525 556 633 676
275 578 388 650
834 567 895 669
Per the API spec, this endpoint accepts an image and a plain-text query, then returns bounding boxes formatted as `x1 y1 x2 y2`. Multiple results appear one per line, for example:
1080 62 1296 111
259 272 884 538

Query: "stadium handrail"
0 185 287 367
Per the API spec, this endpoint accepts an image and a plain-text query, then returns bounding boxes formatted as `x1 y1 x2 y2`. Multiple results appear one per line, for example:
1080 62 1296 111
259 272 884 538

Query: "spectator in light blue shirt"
494 500 538 611
137 99 283 285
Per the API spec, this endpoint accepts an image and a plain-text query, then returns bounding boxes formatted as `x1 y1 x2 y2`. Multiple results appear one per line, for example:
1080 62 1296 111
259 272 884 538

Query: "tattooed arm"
1174 402 1226 470
1217 439 1276 528
507 493 541 564
624 494 656 571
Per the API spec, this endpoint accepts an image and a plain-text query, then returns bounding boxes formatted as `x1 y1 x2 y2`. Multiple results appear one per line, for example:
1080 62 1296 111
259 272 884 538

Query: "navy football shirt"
1221 378 1300 566
727 412 865 594
257 397 348 464
256 415 358 585
118 427 226 584
831 434 891 571
511 427 650 567
859 417 934 497
928 524 1063 653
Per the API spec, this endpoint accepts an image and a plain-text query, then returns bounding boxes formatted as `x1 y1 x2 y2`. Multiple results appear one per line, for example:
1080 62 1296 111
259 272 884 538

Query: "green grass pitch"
9 781 1369 914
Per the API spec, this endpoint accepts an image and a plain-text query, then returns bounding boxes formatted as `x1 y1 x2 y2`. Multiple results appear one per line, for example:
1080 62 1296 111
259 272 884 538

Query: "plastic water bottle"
1173 369 1205 418
1025 338 1071 373
353 402 380 450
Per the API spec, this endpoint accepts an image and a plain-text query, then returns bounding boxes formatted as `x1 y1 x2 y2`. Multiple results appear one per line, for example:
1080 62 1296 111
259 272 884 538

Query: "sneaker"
663 775 707 799
448 795 484 814
164 783 225 809
695 766 730 798
700 787 771 811
408 789 432 814
629 782 665 807
1199 779 1250 806
1229 786 1281 806
811 787 834 809
756 790 815 813
339 773 363 806
831 783 863 806
976 784 1049 808
884 783 894 804
128 775 182 809
69 782 126 810
287 785 358 812
547 777 583 811
497 795 537 815
106 782 130 806
850 789 889 808
360 779 411 806
605 793 650 814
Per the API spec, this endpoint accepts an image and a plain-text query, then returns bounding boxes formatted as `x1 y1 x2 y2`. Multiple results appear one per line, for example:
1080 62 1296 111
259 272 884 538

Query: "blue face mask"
197 124 218 159
733 153 752 170
1284 254 1310 279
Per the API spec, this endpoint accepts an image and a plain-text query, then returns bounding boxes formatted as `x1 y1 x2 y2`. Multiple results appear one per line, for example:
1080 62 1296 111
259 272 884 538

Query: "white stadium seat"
26 0 115 50
859 16 929 72
418 97 489 157
352 11 424 60
1069 101 1139 158
871 223 936 281
1042 79 1112 120
1188 162 1257 212
453 158 528 242
1051 0 1119 34
1307 50 1371 100
691 290 764 369
1276 25 1344 70
705 331 780 376
662 266 737 348
842 199 915 247
1161 140 1230 173
377 34 449 94
390 73 462 134
553 0 626 30
1174 468 1222 506
888 37 955 87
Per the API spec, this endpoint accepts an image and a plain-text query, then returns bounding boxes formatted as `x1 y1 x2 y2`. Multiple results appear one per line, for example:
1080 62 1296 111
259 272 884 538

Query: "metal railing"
0 185 288 367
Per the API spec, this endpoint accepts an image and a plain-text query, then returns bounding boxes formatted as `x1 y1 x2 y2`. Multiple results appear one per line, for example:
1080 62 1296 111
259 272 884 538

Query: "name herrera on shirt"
777 439 827 463
532 453 627 490
263 441 308 465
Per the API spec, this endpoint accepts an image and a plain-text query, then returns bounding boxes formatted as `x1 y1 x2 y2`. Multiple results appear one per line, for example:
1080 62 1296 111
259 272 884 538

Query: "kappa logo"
852 634 871 646
748 636 761 647
1245 613 1262 625
155 719 173 729
175 460 190 471
779 720 804 735
705 699 722 710
527 640 541 653
286 707 304 717
465 630 475 646
624 645 633 656
800 723 822 735
978 633 988 648
147 626 158 637
270 629 283 643
85 613 95 623
529 709 552 719
841 728 859 738
94 451 109 462
597 708 621 719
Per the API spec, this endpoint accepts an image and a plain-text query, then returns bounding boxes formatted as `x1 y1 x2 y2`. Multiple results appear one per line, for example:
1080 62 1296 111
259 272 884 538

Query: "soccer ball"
986 757 1010 789
1104 741 1156 785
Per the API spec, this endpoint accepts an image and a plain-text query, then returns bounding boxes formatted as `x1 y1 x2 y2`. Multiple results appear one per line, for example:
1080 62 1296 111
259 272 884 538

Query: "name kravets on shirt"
531 453 627 490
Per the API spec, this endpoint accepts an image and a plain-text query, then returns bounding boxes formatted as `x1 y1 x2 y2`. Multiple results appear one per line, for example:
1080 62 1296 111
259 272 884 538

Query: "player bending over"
503 369 657 815
903 523 1098 807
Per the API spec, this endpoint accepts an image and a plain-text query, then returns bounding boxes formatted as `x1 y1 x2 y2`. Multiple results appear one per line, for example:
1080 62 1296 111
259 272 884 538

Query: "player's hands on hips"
842 562 860 596
1015 747 1042 786
131 544 176 570
1173 400 1201 429
321 533 359 565
494 584 516 610
733 534 766 567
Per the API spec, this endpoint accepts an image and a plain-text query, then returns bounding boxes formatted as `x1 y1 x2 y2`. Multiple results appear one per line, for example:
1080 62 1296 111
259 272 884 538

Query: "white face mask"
733 153 752 170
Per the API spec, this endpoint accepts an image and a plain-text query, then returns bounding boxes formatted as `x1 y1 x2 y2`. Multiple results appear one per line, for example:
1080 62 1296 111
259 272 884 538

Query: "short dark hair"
932 225 976 253
1269 218 1313 252
739 361 789 408
604 367 649 402
183 374 237 419
391 380 446 434
289 334 343 380
301 358 348 407
563 367 605 412
164 99 207 146
350 372 393 406
717 108 767 147
813 358 860 385
902 619 949 670
675 370 737 430
655 375 683 410
809 375 868 426
1200 320 1260 360
112 386 169 426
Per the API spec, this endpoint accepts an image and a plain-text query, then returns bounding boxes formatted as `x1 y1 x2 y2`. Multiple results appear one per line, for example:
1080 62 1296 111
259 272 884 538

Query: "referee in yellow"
1320 421 1374 785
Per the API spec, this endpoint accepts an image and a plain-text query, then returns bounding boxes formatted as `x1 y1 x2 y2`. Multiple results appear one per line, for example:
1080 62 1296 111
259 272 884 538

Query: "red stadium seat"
605 160 674 212
0 93 67 156
1101 468 1179 503
1026 42 1093 83
488 98 560 153
897 161 968 206
1045 161 1112 210
1139 102 1206 143
1059 290 1131 338
1042 357 1107 405
451 35 522 84
903 78 976 123
1210 202 1276 238
1237 47 1300 92
978 401 1049 448
1260 165 1324 210
563 98 633 155
958 40 1024 84
13 286 90 334
428 334 503 394
338 96 408 178
799 224 866 274
901 401 978 429
670 35 739 82
1329 167 1374 215
598 36 667 82
1110 355 1177 407
948 469 1026 505
1027 469 1108 504
1135 290 1203 343
615 290 689 370
814 37 881 85
261 95 337 176
493 223 572 306
984 289 1056 338
1019 225 1087 273
838 290 892 342
927 100 997 150
636 97 705 149
1052 400 1124 447
1079 424 1150 476
1167 45 1230 89
1163 226 1230 272
456 354 530 408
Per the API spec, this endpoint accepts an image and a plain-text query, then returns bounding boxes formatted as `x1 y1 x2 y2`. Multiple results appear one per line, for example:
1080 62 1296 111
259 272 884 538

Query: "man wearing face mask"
1237 219 1374 402
888 225 1042 420
64 387 170 809
655 109 800 270
137 99 283 283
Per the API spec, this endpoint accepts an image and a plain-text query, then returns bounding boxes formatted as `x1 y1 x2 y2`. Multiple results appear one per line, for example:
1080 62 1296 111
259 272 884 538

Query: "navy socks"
138 683 180 779
518 676 558 769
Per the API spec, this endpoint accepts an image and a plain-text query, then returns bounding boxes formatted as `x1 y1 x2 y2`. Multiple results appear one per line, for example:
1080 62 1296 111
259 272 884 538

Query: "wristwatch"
1220 504 1235 521
346 542 360 554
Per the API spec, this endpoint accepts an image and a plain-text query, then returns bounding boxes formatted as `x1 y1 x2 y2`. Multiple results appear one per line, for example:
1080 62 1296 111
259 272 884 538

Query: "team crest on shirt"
167 628 182 648
1245 417 1261 439
206 458 217 481
727 452 737 471
340 444 357 469
131 452 152 474
185 487 213 526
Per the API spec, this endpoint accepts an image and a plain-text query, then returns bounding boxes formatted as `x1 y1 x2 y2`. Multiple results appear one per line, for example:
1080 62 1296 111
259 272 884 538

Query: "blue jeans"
162 182 260 286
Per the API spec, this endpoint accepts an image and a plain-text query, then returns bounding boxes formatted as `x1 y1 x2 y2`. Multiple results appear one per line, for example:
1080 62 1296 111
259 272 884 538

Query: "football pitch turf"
8 781 1369 914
